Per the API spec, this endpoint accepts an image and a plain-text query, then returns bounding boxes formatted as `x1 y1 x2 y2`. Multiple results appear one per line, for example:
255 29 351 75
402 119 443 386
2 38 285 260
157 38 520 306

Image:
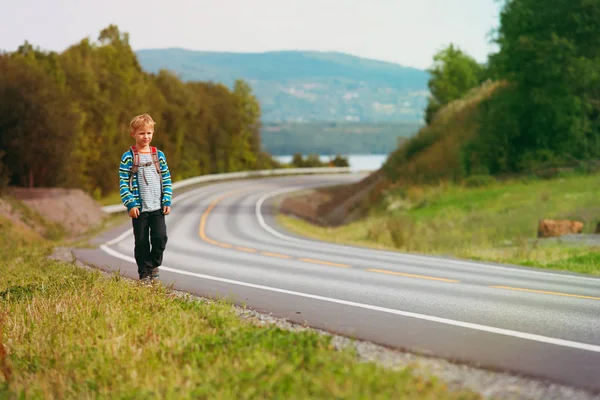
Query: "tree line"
0 25 280 197
414 0 600 180
289 153 349 168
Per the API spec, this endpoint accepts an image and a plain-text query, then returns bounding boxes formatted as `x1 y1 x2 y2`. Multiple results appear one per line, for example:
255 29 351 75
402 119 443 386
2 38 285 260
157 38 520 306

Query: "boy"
119 113 172 282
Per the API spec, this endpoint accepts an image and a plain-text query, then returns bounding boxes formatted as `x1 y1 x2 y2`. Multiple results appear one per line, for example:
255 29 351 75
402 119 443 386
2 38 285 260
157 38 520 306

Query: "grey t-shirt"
137 153 162 212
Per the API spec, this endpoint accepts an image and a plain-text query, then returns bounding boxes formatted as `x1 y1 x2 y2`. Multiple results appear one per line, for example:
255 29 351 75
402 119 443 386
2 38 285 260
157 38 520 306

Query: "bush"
331 154 349 167
387 218 406 248
464 174 496 188
365 221 386 241
304 153 322 167
291 153 305 167
386 216 416 249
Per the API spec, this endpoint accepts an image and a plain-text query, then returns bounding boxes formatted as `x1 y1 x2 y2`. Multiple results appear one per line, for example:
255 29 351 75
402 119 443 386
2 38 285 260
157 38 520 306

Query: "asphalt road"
76 174 600 393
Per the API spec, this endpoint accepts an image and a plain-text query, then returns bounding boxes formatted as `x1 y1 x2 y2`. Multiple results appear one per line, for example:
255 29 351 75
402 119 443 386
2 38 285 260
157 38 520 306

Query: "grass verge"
0 212 479 399
277 173 600 276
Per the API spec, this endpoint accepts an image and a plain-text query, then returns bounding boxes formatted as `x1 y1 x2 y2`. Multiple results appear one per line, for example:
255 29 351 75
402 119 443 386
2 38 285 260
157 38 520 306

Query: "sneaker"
151 267 160 280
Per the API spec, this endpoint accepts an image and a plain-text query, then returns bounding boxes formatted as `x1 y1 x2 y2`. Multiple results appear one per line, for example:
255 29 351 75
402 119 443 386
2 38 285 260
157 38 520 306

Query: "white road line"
255 188 600 283
105 229 134 246
98 243 600 353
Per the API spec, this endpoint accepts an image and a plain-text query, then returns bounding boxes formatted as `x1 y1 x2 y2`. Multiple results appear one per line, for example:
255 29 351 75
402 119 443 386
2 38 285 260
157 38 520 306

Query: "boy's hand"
129 207 140 218
163 206 171 215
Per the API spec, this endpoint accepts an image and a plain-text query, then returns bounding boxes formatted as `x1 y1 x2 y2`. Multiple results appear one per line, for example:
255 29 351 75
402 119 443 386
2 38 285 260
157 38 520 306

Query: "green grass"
0 213 479 399
278 173 600 276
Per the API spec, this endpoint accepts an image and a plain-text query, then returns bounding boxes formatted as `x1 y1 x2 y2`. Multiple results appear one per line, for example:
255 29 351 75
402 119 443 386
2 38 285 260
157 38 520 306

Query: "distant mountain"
135 49 430 123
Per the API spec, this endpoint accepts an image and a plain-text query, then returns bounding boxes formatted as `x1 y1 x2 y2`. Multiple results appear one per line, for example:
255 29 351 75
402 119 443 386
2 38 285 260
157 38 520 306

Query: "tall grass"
0 213 478 399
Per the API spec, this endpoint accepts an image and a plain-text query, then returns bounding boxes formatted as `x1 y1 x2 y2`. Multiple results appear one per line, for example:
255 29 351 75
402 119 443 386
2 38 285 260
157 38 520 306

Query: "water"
273 154 388 172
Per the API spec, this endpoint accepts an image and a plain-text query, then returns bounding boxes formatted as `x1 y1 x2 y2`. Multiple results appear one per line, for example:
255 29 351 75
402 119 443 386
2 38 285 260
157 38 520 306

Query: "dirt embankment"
3 187 107 237
279 170 386 226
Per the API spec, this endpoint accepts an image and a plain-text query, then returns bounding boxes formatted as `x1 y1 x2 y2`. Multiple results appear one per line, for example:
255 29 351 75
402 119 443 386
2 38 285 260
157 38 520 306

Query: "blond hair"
130 113 155 132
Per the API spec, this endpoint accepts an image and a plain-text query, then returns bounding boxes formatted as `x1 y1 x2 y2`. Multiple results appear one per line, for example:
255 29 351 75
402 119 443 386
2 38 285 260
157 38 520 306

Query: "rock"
537 219 583 238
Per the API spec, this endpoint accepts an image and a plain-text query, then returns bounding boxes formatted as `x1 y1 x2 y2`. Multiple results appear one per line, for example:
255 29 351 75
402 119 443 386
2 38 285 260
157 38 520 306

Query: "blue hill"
136 48 430 122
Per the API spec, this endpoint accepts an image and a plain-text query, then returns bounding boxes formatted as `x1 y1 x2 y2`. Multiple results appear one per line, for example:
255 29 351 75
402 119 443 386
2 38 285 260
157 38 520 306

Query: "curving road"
76 174 600 393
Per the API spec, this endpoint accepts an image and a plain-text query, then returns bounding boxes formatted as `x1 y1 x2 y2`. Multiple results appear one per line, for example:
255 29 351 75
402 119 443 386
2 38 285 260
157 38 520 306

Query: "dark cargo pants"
132 209 168 278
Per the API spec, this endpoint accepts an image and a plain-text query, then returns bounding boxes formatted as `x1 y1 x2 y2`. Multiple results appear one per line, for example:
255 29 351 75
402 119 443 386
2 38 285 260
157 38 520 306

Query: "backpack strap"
129 146 140 191
151 146 161 175
151 146 164 195
130 146 140 172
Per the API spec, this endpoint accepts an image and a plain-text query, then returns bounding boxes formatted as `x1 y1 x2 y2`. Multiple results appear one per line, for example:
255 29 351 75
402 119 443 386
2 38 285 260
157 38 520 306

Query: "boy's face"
131 124 154 148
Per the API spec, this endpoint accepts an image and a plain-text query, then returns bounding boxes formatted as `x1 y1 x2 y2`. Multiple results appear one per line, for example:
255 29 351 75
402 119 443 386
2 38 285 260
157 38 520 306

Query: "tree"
425 44 485 124
304 154 322 167
0 53 79 188
231 79 261 170
331 154 349 167
480 0 600 169
291 153 305 167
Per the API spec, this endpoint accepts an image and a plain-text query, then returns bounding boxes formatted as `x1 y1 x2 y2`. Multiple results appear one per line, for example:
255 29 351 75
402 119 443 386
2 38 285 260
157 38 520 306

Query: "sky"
0 0 502 70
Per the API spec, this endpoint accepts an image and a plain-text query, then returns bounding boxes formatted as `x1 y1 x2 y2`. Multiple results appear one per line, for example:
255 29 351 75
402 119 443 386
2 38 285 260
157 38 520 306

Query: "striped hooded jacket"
119 148 172 212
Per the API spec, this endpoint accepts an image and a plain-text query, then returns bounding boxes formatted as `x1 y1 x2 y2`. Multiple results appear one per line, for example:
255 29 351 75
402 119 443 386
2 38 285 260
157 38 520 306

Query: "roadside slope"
279 80 507 226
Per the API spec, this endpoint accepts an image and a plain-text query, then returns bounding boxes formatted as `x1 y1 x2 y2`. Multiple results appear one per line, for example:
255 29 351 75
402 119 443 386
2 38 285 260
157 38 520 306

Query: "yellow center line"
298 258 350 268
196 186 327 265
261 251 292 259
196 186 459 279
491 286 600 301
366 268 460 283
236 246 258 253
199 197 225 246
199 187 266 247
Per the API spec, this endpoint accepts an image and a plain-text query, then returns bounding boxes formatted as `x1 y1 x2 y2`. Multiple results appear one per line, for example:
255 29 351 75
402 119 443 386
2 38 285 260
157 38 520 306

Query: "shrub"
464 174 496 188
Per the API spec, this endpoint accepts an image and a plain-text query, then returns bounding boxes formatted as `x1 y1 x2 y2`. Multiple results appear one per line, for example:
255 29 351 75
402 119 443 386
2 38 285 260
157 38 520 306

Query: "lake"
274 154 389 172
